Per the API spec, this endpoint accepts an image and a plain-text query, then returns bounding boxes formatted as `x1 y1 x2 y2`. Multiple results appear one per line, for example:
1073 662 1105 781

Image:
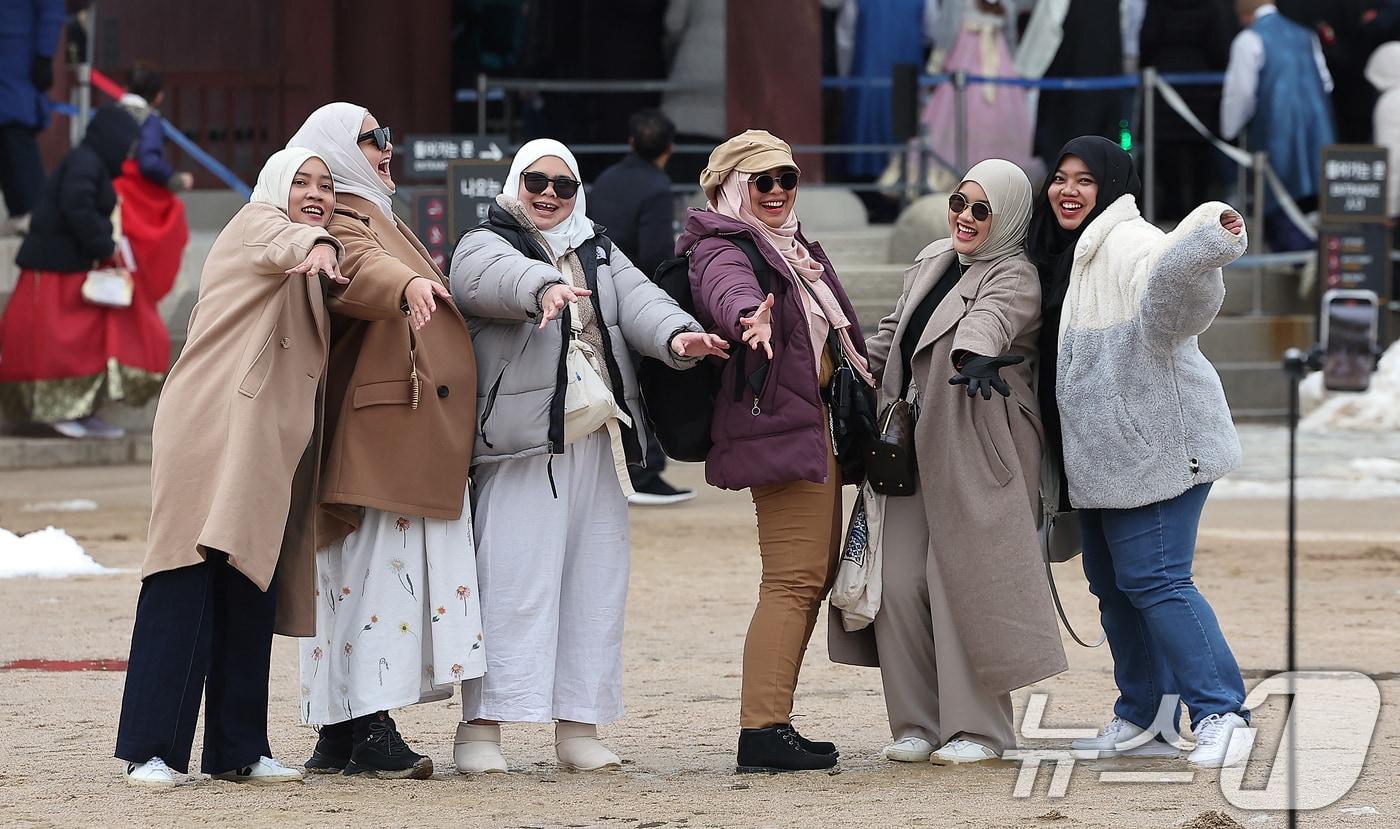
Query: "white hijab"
503 138 594 259
286 102 395 221
250 147 326 213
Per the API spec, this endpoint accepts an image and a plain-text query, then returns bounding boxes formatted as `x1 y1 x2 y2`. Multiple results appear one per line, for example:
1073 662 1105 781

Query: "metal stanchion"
476 72 488 137
1252 152 1268 255
953 71 968 176
1143 67 1157 224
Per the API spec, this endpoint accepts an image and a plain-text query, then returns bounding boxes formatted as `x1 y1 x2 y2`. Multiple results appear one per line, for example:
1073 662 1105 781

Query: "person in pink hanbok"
882 0 1038 195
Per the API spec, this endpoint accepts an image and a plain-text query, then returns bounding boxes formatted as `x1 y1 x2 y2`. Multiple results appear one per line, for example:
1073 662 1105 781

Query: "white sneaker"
881 736 935 762
78 415 125 439
1188 713 1254 768
454 722 508 773
212 755 305 784
125 756 176 788
929 738 1000 765
1071 715 1179 758
51 419 89 439
555 722 622 771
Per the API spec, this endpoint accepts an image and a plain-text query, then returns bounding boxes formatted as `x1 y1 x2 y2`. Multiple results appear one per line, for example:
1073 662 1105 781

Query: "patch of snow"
0 526 116 578
1300 341 1400 432
1339 806 1378 817
1211 477 1400 500
20 498 98 513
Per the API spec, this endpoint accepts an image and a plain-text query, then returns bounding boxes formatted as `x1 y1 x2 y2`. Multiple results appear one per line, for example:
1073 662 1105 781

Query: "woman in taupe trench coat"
828 159 1067 764
116 148 345 787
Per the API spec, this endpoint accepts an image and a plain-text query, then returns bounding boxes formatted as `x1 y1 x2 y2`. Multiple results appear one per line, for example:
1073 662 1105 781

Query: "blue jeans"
1080 483 1248 732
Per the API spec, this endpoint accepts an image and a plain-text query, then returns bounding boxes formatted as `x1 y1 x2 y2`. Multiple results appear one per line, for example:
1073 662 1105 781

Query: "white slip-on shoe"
51 420 89 439
1188 713 1254 768
555 722 622 772
454 722 508 773
881 736 935 762
125 757 176 788
929 738 1000 765
1070 715 1178 757
212 755 304 784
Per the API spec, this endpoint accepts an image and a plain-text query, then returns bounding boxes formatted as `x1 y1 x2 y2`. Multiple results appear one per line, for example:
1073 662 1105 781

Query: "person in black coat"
1140 0 1237 220
588 109 694 505
1033 0 1125 163
16 104 139 272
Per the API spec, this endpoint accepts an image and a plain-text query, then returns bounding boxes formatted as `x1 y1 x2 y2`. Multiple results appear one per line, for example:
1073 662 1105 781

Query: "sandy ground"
1 431 1397 828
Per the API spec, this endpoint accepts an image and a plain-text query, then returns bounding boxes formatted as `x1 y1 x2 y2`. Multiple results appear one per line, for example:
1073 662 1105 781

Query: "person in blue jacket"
116 63 193 192
0 0 65 235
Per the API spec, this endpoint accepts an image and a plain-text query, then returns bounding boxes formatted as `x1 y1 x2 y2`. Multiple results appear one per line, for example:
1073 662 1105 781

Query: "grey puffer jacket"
1057 195 1246 510
450 199 702 467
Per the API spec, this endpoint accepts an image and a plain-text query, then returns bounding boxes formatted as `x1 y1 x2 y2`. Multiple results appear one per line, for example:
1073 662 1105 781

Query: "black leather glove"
948 352 1024 400
31 56 54 93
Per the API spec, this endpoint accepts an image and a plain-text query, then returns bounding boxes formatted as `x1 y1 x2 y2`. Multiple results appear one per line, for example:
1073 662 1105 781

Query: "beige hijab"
956 158 1034 266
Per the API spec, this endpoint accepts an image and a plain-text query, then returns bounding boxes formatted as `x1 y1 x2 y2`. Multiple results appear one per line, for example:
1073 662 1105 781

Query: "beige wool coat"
143 201 340 636
316 194 477 546
828 239 1068 696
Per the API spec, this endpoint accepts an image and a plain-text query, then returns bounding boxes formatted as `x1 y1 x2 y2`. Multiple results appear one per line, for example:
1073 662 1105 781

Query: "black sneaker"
305 721 352 774
788 723 837 756
737 725 839 773
343 712 433 779
627 477 697 506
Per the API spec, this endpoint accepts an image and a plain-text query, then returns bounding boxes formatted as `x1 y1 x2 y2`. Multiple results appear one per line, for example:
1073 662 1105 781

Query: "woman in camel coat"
116 148 344 787
289 102 483 781
829 159 1066 765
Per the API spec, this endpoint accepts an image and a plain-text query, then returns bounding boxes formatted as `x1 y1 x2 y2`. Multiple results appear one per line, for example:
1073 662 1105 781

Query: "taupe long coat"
143 201 340 636
316 194 477 546
828 239 1068 696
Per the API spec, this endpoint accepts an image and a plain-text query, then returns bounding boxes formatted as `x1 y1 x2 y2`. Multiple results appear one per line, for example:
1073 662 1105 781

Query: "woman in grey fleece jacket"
1027 137 1253 769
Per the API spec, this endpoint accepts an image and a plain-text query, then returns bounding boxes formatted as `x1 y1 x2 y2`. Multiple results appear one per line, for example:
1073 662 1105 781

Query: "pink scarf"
712 173 875 387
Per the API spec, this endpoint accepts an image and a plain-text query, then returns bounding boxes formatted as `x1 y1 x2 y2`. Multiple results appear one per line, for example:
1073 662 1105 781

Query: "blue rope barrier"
819 71 1226 90
50 101 253 199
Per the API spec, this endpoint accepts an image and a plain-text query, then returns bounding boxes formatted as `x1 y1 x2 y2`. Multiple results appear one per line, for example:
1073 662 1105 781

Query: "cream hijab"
956 158 1034 266
503 138 595 259
249 148 327 213
286 102 395 221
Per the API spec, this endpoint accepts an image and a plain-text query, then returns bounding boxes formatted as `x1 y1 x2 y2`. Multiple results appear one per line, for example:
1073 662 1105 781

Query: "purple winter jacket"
677 208 870 491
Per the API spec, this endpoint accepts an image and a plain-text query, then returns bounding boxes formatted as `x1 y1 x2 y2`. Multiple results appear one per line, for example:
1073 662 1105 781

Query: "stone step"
1216 364 1292 418
1199 315 1314 364
0 434 152 470
1219 267 1312 317
820 227 897 268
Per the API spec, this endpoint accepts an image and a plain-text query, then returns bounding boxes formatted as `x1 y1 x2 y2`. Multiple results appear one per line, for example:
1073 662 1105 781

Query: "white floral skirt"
299 491 485 725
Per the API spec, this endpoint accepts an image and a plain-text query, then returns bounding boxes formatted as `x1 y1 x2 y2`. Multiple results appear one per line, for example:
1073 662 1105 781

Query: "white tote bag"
831 482 884 631
563 302 631 444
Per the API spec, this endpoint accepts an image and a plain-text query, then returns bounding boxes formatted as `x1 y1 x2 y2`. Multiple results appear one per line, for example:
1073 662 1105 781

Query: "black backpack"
638 236 772 462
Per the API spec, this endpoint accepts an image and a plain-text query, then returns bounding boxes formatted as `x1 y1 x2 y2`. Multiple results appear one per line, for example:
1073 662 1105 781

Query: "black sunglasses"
751 170 799 193
357 126 392 151
949 192 992 222
521 171 580 200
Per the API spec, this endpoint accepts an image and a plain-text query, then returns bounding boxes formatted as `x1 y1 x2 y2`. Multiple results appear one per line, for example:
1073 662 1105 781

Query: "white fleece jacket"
1057 195 1248 509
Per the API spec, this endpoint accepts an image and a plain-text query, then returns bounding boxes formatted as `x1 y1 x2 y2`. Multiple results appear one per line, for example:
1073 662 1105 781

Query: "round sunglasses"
949 192 992 222
521 171 580 200
751 170 799 193
357 126 392 151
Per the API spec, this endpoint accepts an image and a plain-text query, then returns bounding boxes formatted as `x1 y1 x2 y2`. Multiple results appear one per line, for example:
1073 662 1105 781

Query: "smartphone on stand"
1320 289 1380 392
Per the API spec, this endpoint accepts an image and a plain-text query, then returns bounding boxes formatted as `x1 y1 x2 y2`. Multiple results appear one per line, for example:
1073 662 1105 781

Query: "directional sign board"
1320 145 1389 224
410 187 450 271
404 134 508 180
448 159 512 243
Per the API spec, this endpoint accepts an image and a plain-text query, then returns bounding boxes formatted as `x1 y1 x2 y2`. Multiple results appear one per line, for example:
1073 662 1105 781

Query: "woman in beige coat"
288 103 483 781
115 148 345 788
829 159 1067 764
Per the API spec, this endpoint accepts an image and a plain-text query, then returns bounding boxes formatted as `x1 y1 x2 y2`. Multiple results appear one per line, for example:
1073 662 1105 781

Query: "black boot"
305 720 353 773
737 725 839 772
343 711 433 779
788 724 838 756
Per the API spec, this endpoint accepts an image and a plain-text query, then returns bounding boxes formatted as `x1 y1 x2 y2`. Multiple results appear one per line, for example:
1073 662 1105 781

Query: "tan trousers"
740 435 842 728
872 493 1016 752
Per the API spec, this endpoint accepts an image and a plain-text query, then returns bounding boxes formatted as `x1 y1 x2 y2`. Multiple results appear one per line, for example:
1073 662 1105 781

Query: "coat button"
279 337 290 348
437 385 450 398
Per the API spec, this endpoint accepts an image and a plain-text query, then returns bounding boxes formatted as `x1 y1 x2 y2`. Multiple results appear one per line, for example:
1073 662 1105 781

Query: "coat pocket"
1110 394 1152 453
236 328 277 399
974 407 1015 488
352 379 421 409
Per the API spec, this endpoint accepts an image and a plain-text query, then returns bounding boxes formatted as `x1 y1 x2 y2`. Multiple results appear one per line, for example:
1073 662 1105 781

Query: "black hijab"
1026 136 1140 506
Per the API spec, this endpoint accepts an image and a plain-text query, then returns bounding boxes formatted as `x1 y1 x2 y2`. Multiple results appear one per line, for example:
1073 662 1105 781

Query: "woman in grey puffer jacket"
448 139 725 775
1027 136 1252 771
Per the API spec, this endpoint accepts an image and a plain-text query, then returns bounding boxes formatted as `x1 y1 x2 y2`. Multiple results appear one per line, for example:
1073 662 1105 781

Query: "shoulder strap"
725 235 773 295
1043 551 1105 648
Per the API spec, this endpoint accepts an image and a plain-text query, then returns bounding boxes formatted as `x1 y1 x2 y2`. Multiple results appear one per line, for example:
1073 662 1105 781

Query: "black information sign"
448 159 512 242
411 187 450 271
404 134 508 179
1319 224 1390 297
1320 145 1389 224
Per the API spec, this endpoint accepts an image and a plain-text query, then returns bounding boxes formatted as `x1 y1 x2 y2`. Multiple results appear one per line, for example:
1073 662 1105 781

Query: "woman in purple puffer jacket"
677 130 874 773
